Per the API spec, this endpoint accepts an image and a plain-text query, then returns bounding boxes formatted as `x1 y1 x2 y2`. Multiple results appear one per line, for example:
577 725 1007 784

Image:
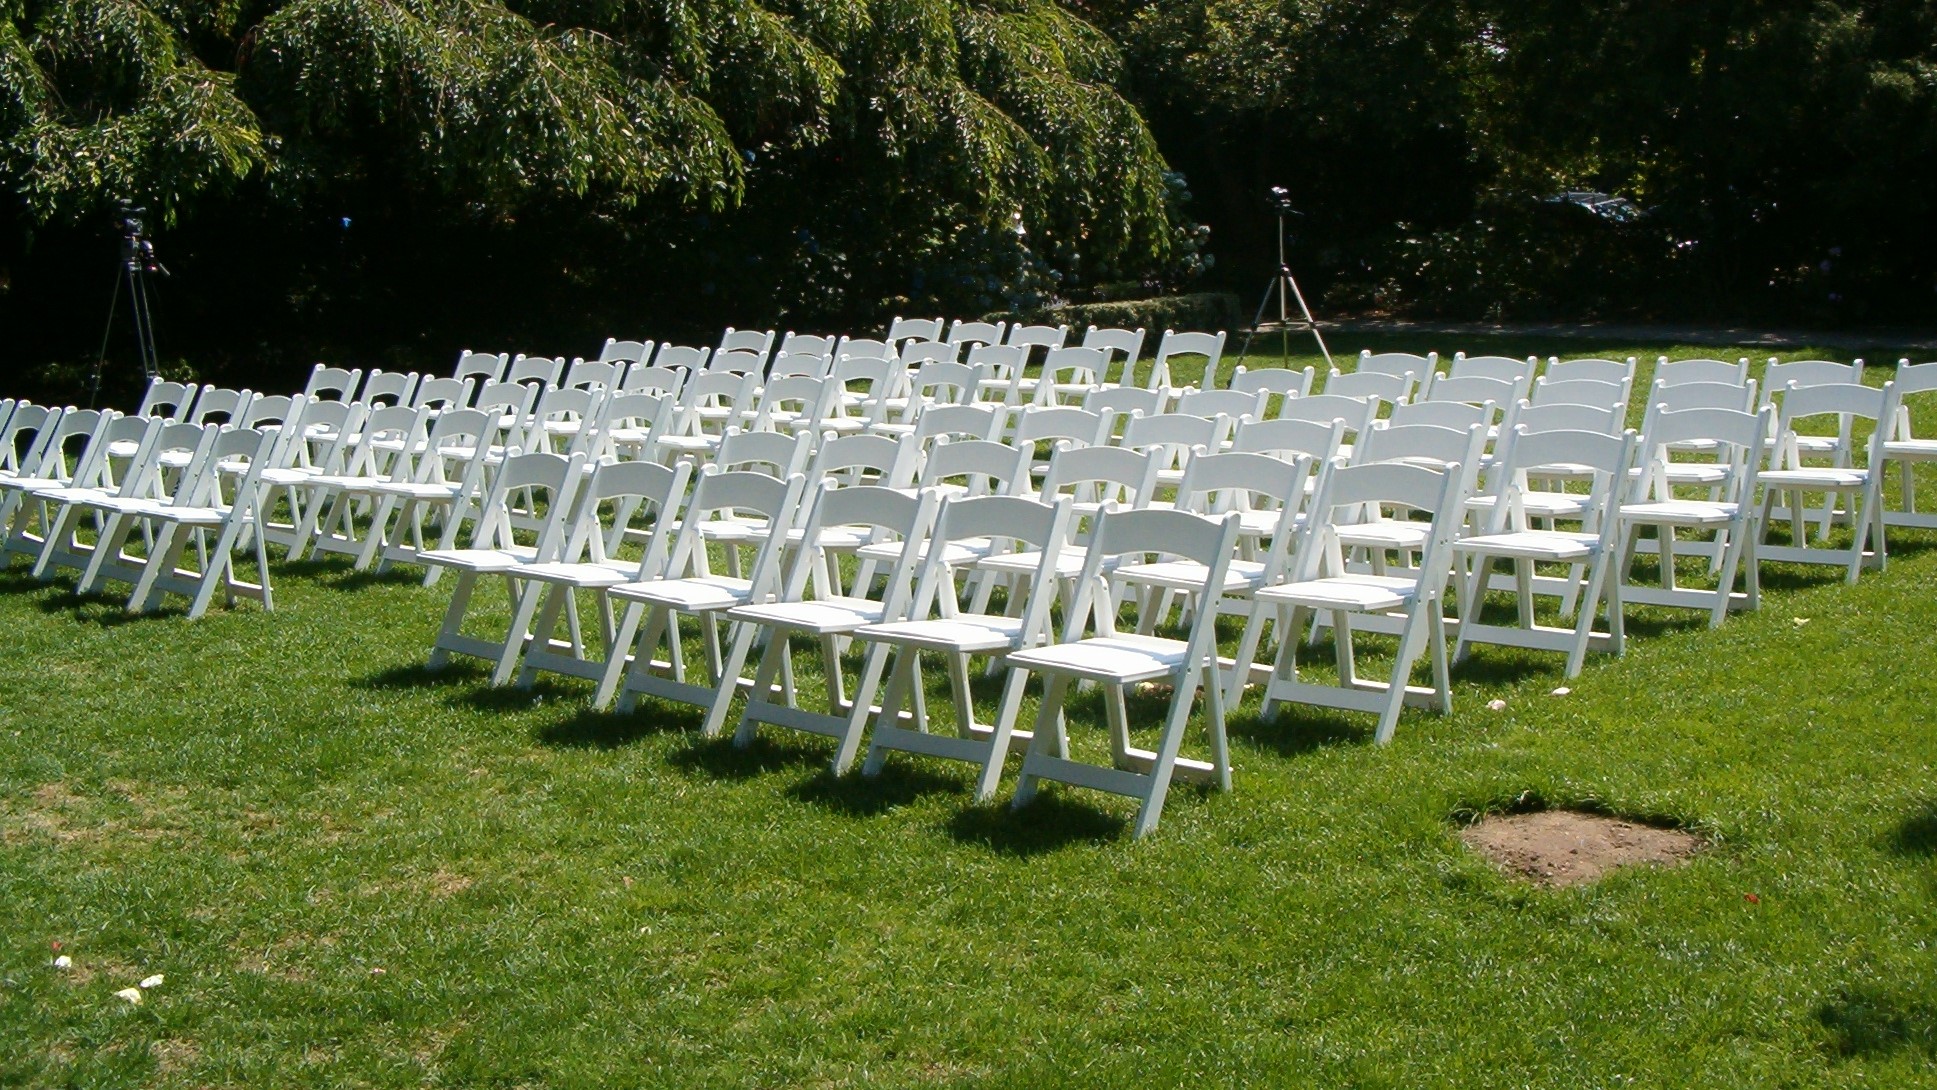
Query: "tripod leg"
1235 276 1283 366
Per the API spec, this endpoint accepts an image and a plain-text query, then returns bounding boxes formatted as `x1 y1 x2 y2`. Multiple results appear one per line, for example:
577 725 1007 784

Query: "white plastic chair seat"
607 574 753 611
727 596 885 635
1113 558 1266 595
1007 633 1188 684
29 484 113 504
508 560 633 588
1883 438 1937 459
1662 463 1729 486
106 439 142 458
1254 573 1420 613
156 449 195 469
366 480 462 500
697 516 772 544
303 472 386 492
3 475 78 495
656 435 721 455
1454 529 1598 562
1335 521 1430 552
854 537 993 566
258 467 321 486
1793 435 1838 454
782 525 873 549
853 614 1028 653
419 545 538 572
128 501 228 525
1619 499 1740 526
1759 466 1867 488
1466 491 1589 518
975 544 1091 579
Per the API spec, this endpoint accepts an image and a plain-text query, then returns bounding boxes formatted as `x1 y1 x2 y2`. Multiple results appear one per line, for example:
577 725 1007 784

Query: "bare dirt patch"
1461 809 1703 888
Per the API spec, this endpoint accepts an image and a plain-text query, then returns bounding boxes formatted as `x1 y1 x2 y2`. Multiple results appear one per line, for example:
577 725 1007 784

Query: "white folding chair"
452 351 507 390
31 416 177 583
1356 351 1436 385
0 409 105 564
367 408 497 577
425 450 588 670
303 366 363 403
1881 359 1937 529
600 469 810 713
851 493 1076 797
1007 507 1243 837
1453 427 1637 677
1081 325 1147 389
1618 404 1770 626
1251 459 1466 744
494 458 693 687
718 327 776 362
1229 364 1316 418
886 316 945 351
946 320 1007 354
597 338 655 365
1656 357 1749 387
358 370 420 407
1322 368 1414 405
1756 380 1896 582
1151 329 1226 391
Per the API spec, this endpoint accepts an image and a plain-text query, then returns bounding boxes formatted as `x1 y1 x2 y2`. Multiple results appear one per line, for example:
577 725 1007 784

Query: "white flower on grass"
1793 617 1810 626
52 955 72 970
113 987 143 1005
1550 686 1572 697
1486 699 1507 711
139 974 164 989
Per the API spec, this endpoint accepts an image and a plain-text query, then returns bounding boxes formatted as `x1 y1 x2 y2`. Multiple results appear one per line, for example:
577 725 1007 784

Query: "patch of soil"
1461 809 1703 888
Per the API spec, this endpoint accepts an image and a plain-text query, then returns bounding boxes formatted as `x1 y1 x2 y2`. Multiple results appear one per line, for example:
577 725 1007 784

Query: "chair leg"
712 624 769 741
1012 674 1073 809
427 572 480 668
830 643 892 775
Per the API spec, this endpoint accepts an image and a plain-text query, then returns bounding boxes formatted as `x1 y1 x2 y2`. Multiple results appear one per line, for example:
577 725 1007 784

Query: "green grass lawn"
2 338 1934 1087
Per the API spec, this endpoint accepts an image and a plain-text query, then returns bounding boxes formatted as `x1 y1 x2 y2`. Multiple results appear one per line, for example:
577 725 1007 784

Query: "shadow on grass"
945 791 1128 855
786 762 968 817
1888 801 1937 856
353 659 491 691
322 566 427 591
1228 704 1370 758
1818 985 1937 1059
32 588 184 626
667 733 828 781
535 704 698 750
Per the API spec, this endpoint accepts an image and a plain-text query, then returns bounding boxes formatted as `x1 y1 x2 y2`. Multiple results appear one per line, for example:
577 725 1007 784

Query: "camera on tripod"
1265 186 1300 217
116 201 165 276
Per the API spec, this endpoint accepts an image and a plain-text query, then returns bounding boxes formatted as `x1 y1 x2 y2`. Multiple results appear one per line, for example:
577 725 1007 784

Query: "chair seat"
32 485 114 505
607 574 753 611
728 596 885 635
106 439 142 459
1883 438 1937 459
1661 463 1729 486
1760 467 1867 489
697 516 773 544
137 502 229 525
304 473 387 492
1007 633 1189 684
975 545 1090 579
854 537 993 566
1619 499 1740 526
782 525 874 550
854 614 1028 653
655 435 720 454
1335 521 1429 551
1113 558 1265 595
1254 573 1420 613
1467 491 1589 518
1455 529 1598 561
258 467 321 486
509 560 634 588
366 480 462 500
419 545 538 572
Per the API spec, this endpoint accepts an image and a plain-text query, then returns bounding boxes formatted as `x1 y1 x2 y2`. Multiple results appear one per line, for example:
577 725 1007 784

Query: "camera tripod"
90 206 166 407
1235 203 1333 370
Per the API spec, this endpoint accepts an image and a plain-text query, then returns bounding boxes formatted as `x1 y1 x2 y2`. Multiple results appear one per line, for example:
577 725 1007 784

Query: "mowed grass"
2 337 1935 1087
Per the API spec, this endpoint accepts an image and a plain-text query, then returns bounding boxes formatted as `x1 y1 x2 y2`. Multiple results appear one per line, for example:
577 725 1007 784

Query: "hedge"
985 292 1245 340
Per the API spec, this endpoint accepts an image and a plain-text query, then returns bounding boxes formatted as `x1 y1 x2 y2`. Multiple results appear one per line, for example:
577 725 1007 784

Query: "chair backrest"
1040 442 1160 511
708 349 768 375
1005 323 1069 359
717 327 776 359
1422 372 1515 407
965 343 1028 404
1323 368 1412 404
748 375 837 435
136 378 198 420
195 426 275 512
1502 399 1624 437
832 337 896 364
597 338 654 365
946 320 1007 353
1229 364 1316 401
1388 399 1490 431
830 354 902 426
1479 426 1636 535
768 351 833 380
906 361 982 408
474 380 540 423
594 390 674 450
560 457 693 579
1082 385 1166 421
809 432 917 489
913 403 1005 445
1295 459 1464 584
411 408 493 491
1356 350 1437 382
1152 329 1226 389
777 481 937 607
1121 411 1221 455
715 427 812 478
452 351 506 386
1353 420 1486 471
234 392 297 432
1531 376 1626 410
620 362 687 396
1546 356 1635 386
1772 381 1896 470
358 370 419 407
341 404 425 479
653 344 712 371
911 493 1072 616
463 450 586 560
1231 416 1346 462
22 408 103 483
665 370 757 441
886 316 945 348
1175 387 1266 423
184 386 253 426
280 399 362 473
1081 325 1147 386
1275 392 1380 439
918 437 1034 497
529 385 608 456
0 403 58 476
506 355 564 389
303 366 364 403
130 420 215 501
663 468 809 590
1890 359 1937 442
780 332 839 358
1759 359 1863 416
1012 406 1111 448
1062 508 1240 659
1448 353 1537 391
412 376 472 411
1656 356 1749 387
1036 347 1109 405
1634 404 1771 504
564 359 623 391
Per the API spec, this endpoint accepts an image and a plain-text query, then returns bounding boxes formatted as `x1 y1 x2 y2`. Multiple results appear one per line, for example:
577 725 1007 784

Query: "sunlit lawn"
1 337 1934 1087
